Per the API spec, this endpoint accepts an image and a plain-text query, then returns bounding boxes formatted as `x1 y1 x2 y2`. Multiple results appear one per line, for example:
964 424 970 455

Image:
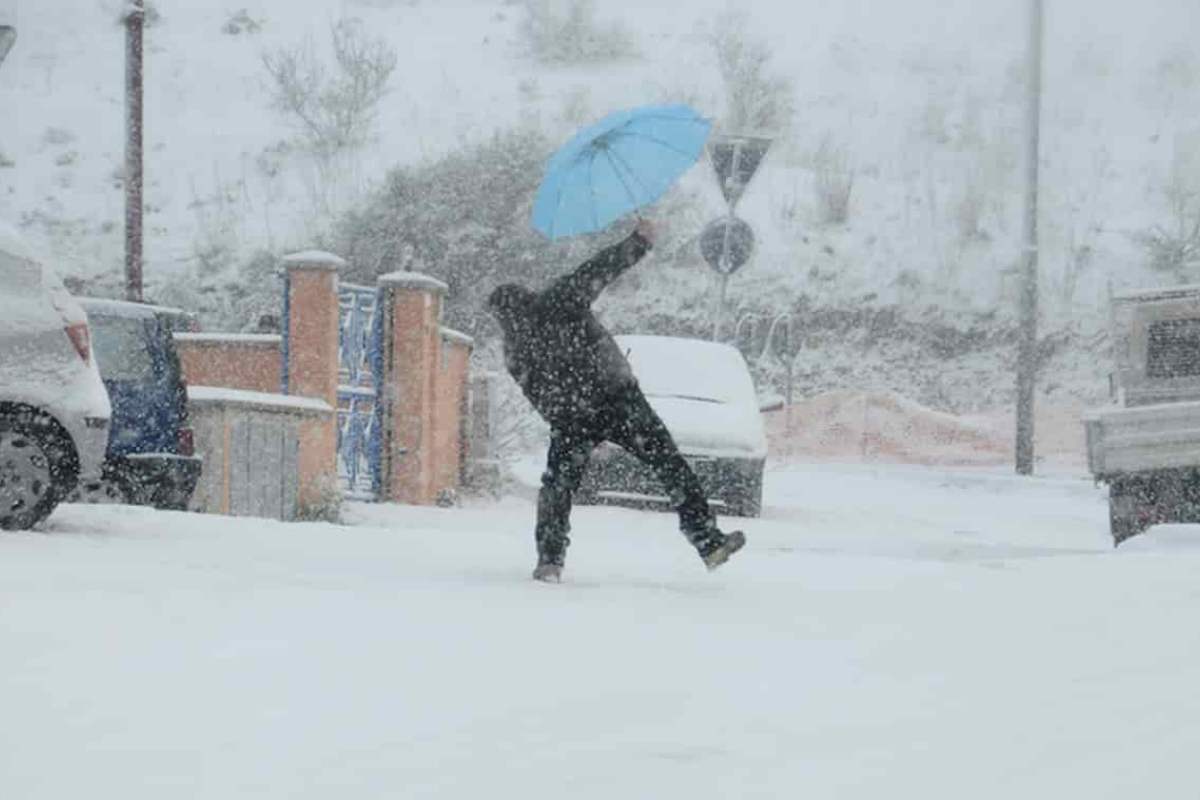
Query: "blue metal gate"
336 283 385 500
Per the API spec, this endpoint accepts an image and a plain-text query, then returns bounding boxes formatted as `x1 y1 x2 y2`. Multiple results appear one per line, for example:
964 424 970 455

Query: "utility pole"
1015 0 1044 475
124 1 145 302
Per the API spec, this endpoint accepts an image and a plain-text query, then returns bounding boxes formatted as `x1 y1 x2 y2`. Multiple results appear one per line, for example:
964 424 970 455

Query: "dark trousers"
535 385 717 565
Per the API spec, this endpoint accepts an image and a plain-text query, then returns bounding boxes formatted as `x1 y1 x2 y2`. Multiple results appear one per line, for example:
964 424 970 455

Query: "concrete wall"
187 386 334 520
176 333 281 394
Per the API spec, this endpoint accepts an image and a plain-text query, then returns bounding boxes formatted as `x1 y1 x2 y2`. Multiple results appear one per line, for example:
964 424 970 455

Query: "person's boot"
699 530 746 571
532 561 563 583
532 548 565 582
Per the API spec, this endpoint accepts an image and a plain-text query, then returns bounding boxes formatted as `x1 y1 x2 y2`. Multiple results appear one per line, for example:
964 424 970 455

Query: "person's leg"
534 428 595 576
602 388 723 554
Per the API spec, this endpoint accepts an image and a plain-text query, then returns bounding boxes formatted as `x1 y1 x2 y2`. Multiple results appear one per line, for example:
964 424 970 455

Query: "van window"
1147 318 1200 379
90 314 157 381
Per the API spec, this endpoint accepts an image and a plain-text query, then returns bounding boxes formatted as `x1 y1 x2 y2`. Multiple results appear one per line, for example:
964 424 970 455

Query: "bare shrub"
222 9 264 36
263 19 396 159
953 173 985 241
709 9 794 133
811 136 854 226
1146 46 1200 130
521 0 637 64
262 19 397 216
1054 147 1111 305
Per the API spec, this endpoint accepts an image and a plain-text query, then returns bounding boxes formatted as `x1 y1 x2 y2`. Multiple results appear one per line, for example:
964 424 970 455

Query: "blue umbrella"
532 104 713 240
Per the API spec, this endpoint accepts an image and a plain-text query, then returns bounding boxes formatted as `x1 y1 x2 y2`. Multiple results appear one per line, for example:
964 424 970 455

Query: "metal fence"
336 283 385 500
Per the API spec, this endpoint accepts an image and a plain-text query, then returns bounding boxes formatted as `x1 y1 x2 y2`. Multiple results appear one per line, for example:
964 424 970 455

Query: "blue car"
76 298 202 509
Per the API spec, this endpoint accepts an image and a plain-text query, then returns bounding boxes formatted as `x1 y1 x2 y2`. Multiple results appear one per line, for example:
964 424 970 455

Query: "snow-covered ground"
5 462 1200 798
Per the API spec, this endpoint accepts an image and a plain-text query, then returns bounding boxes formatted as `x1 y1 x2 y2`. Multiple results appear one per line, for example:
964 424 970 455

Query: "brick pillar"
432 328 474 501
378 271 448 505
282 250 344 511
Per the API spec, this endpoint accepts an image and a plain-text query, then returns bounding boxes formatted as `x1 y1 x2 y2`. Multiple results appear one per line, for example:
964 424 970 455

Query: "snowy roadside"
3 463 1200 798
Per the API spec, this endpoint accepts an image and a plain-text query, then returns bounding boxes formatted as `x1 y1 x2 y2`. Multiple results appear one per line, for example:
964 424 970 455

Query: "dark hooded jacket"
488 231 652 431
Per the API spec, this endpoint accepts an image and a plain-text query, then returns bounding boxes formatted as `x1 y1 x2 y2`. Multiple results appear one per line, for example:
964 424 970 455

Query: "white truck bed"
1085 400 1200 476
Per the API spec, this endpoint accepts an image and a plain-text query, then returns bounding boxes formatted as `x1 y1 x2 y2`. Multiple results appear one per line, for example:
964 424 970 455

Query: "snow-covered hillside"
2 0 1198 404
3 0 1197 293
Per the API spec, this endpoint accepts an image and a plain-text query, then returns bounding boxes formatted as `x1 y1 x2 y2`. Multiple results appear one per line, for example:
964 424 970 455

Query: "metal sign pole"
713 273 731 341
712 140 743 341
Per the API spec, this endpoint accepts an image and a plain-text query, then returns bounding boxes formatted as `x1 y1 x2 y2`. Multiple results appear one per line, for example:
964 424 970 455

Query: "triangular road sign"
708 135 772 208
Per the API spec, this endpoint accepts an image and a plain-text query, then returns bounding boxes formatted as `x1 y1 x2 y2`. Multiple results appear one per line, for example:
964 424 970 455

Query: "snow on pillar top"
281 251 346 272
378 271 448 295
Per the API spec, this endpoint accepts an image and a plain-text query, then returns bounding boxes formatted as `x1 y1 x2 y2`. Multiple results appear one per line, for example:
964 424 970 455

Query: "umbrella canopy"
532 104 712 240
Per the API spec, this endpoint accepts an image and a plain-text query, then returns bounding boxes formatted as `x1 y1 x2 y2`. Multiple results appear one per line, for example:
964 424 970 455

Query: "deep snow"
4 462 1200 798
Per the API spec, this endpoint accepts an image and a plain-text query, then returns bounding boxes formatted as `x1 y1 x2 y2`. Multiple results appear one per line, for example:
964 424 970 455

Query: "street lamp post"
1015 0 1044 475
124 1 145 302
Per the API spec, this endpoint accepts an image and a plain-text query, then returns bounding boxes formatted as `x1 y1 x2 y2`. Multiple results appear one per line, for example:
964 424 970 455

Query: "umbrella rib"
606 147 656 204
547 149 590 238
610 130 703 160
549 179 568 239
587 147 601 232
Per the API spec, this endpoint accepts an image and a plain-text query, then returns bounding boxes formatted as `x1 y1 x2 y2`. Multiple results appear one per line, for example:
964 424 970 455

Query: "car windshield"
89 314 156 381
616 336 757 407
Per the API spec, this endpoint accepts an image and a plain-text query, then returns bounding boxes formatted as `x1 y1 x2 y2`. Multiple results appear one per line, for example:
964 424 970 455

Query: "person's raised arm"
543 219 656 309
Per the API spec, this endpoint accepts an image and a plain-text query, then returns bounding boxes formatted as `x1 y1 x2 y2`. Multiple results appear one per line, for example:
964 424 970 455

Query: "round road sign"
700 216 755 275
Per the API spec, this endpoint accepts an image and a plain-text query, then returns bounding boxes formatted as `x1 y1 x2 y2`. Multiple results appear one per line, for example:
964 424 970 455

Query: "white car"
578 335 771 517
0 223 111 529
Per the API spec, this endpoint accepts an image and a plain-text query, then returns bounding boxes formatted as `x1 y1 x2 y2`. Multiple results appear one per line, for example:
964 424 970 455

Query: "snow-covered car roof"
79 296 189 320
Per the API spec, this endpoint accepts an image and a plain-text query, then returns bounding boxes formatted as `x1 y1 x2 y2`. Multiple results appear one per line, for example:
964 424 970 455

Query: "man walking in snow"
487 219 746 582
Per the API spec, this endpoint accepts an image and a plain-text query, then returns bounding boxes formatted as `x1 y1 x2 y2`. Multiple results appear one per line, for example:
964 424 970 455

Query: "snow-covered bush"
708 9 793 134
1137 141 1200 282
520 0 638 65
153 250 277 333
296 475 343 524
331 128 564 336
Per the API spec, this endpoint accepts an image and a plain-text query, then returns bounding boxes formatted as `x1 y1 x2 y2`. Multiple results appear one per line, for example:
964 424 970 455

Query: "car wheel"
1109 471 1178 546
149 484 190 511
70 477 131 506
0 412 75 530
